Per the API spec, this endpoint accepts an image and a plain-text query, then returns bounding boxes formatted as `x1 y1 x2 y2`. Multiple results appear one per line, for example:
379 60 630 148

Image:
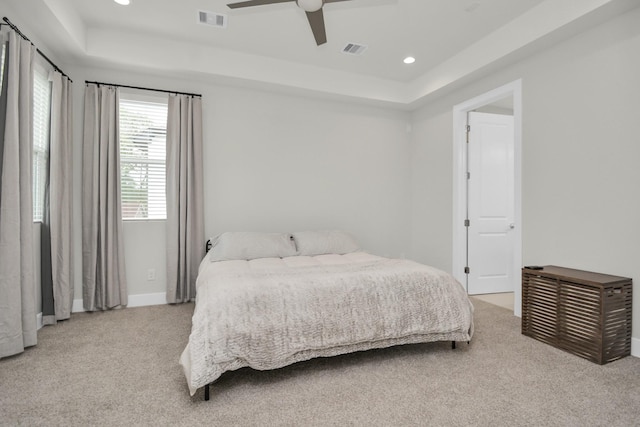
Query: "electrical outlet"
147 268 156 281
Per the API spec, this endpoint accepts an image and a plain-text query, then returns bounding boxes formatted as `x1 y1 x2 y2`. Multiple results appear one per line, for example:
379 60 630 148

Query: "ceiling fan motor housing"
296 0 324 12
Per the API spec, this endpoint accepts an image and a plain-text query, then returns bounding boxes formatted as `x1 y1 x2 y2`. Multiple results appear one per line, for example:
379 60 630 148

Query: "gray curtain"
82 83 127 311
0 32 37 358
166 94 204 304
41 72 73 324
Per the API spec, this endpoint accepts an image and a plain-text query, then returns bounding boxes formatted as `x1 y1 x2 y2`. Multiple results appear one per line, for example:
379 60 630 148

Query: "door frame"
452 79 523 317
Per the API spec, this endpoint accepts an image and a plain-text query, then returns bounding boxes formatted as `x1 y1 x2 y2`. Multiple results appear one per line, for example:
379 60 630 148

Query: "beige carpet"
1 298 639 426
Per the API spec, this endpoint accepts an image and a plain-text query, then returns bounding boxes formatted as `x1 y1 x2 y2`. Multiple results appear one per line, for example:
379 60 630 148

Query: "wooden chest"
521 265 632 364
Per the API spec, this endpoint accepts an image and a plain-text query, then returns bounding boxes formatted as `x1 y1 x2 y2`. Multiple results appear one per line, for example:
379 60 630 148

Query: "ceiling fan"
227 0 353 46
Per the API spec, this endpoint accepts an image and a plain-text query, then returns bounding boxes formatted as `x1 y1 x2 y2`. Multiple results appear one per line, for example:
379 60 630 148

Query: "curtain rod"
1 17 73 82
85 81 202 98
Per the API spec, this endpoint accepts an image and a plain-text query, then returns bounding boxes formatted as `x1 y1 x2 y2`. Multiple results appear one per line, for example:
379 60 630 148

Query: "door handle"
509 223 515 229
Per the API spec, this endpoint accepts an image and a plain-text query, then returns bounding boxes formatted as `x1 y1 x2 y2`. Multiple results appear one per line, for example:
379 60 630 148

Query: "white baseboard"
36 312 43 330
128 292 167 307
72 298 84 313
72 292 167 313
632 337 640 358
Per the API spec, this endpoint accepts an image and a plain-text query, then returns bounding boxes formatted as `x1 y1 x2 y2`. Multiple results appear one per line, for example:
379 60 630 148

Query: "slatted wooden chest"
522 266 632 364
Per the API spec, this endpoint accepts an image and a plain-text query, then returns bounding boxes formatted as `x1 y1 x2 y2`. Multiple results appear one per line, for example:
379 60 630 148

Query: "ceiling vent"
198 10 228 28
341 43 367 56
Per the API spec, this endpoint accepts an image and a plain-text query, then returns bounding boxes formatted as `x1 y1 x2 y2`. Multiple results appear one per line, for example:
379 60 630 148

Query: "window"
119 94 168 220
32 61 51 222
0 44 51 222
0 42 5 90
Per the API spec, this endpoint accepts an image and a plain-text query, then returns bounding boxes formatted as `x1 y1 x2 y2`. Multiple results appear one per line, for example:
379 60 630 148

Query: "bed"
180 231 474 399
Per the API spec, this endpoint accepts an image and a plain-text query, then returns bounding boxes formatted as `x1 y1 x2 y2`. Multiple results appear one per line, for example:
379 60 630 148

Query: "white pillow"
209 232 297 262
292 231 360 256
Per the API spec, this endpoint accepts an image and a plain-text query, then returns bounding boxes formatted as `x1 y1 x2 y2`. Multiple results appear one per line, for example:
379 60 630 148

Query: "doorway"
452 80 522 316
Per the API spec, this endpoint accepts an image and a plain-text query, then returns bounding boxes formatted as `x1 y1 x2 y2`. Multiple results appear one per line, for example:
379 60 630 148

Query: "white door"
467 112 515 295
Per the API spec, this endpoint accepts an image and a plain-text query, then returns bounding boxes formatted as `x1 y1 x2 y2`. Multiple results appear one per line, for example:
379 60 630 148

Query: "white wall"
203 85 412 253
68 66 412 300
410 8 640 336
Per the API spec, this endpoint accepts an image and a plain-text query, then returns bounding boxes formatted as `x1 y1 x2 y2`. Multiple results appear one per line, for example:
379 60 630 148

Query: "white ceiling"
3 0 637 108
67 0 543 82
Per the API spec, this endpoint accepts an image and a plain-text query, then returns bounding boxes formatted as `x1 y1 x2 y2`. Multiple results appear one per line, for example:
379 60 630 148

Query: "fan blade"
227 0 294 9
323 0 353 3
305 9 327 45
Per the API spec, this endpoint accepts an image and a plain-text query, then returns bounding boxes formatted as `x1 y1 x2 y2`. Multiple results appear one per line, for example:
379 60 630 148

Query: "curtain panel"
166 94 204 304
41 72 74 324
0 32 37 358
81 83 128 311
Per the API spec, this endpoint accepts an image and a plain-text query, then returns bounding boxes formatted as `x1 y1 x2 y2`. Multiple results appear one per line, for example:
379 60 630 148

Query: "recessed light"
114 0 130 5
403 56 416 64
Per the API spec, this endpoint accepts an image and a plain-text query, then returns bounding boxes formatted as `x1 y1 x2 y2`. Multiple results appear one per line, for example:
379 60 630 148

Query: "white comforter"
180 252 474 395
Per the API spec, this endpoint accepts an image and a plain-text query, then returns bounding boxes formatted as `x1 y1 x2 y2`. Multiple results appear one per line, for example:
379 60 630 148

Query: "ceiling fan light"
114 0 130 5
296 0 324 13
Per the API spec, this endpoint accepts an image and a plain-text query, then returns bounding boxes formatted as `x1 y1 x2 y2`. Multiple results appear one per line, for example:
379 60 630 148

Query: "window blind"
119 95 168 220
32 62 51 222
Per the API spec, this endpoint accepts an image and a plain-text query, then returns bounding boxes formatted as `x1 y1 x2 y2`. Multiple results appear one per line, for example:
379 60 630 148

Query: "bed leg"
204 384 210 401
452 341 456 350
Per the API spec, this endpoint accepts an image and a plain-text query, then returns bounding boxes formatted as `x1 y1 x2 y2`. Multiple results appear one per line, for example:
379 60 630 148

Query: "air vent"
198 10 227 28
341 43 367 56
